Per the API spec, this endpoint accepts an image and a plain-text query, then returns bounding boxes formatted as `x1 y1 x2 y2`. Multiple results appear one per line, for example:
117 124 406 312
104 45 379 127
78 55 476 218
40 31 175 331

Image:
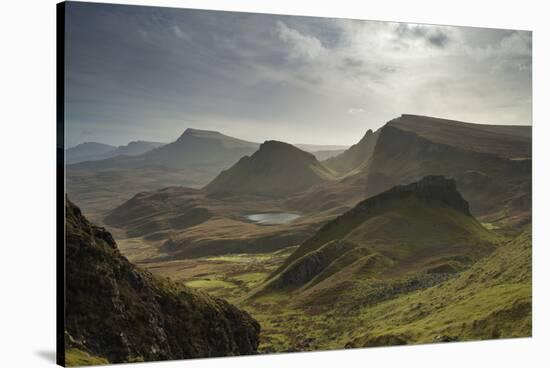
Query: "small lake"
246 213 301 225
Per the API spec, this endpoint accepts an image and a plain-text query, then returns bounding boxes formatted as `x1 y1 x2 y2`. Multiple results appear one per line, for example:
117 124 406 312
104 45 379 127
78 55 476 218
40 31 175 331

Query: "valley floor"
121 229 531 354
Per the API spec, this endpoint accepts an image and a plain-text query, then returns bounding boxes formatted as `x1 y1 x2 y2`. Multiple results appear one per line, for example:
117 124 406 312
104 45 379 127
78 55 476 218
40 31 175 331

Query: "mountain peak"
205 140 335 196
177 128 222 141
260 140 289 148
362 129 374 138
323 128 380 174
259 140 310 153
361 175 470 215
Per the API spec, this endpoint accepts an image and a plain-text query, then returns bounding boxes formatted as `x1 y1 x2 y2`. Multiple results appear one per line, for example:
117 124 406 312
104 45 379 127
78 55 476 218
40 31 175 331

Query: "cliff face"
323 129 380 174
64 199 260 365
362 124 531 223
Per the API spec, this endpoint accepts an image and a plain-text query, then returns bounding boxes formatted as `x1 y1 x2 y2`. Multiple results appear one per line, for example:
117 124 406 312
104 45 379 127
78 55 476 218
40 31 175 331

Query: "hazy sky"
65 2 532 147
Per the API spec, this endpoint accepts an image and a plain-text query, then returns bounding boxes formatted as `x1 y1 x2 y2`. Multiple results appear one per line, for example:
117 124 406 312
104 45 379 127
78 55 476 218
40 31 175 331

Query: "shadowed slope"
389 114 531 159
323 128 380 174
205 141 336 197
357 118 531 226
65 199 259 365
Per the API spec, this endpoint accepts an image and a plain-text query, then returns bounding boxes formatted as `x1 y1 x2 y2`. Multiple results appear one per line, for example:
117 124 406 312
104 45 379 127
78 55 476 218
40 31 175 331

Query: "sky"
64 2 532 147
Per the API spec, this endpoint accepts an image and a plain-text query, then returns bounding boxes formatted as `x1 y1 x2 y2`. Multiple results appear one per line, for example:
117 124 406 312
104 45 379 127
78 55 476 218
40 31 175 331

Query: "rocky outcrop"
266 240 355 290
323 128 380 174
364 175 470 215
65 199 260 364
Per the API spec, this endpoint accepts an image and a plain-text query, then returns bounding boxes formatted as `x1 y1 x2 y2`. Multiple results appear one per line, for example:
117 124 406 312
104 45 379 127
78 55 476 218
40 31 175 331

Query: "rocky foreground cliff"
63 199 260 366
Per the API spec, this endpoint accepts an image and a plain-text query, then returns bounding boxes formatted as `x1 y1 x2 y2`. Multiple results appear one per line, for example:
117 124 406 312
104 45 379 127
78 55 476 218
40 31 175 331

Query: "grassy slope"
269 177 499 293
349 228 531 346
299 198 498 297
128 212 530 354
237 228 530 352
65 349 109 366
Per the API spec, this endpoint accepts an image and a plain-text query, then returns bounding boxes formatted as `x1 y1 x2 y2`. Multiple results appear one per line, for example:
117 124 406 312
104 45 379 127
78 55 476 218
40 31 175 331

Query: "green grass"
237 229 531 352
232 272 269 284
65 348 109 367
185 279 236 289
481 222 500 230
205 254 275 262
267 196 500 297
149 224 531 354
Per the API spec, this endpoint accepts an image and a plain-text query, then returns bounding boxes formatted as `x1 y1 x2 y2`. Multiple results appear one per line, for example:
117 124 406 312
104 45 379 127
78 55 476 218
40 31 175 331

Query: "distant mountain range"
69 128 259 170
65 142 116 164
99 114 531 262
66 130 351 221
295 144 348 161
67 133 350 167
66 129 260 221
69 114 531 234
66 141 165 164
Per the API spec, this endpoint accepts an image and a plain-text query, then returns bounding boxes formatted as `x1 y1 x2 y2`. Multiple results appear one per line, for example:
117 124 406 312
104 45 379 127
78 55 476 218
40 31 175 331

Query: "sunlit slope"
263 176 499 297
348 228 531 346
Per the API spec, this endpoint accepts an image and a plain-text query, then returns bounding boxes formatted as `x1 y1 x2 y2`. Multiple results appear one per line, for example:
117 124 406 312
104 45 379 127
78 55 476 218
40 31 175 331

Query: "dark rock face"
268 240 354 290
323 128 380 174
374 175 470 215
65 199 260 364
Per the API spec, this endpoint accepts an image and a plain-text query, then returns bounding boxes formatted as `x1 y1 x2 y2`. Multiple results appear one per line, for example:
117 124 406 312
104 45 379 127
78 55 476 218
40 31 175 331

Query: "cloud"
348 107 366 114
64 3 531 148
172 25 190 40
394 23 452 48
276 21 326 61
427 32 450 48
